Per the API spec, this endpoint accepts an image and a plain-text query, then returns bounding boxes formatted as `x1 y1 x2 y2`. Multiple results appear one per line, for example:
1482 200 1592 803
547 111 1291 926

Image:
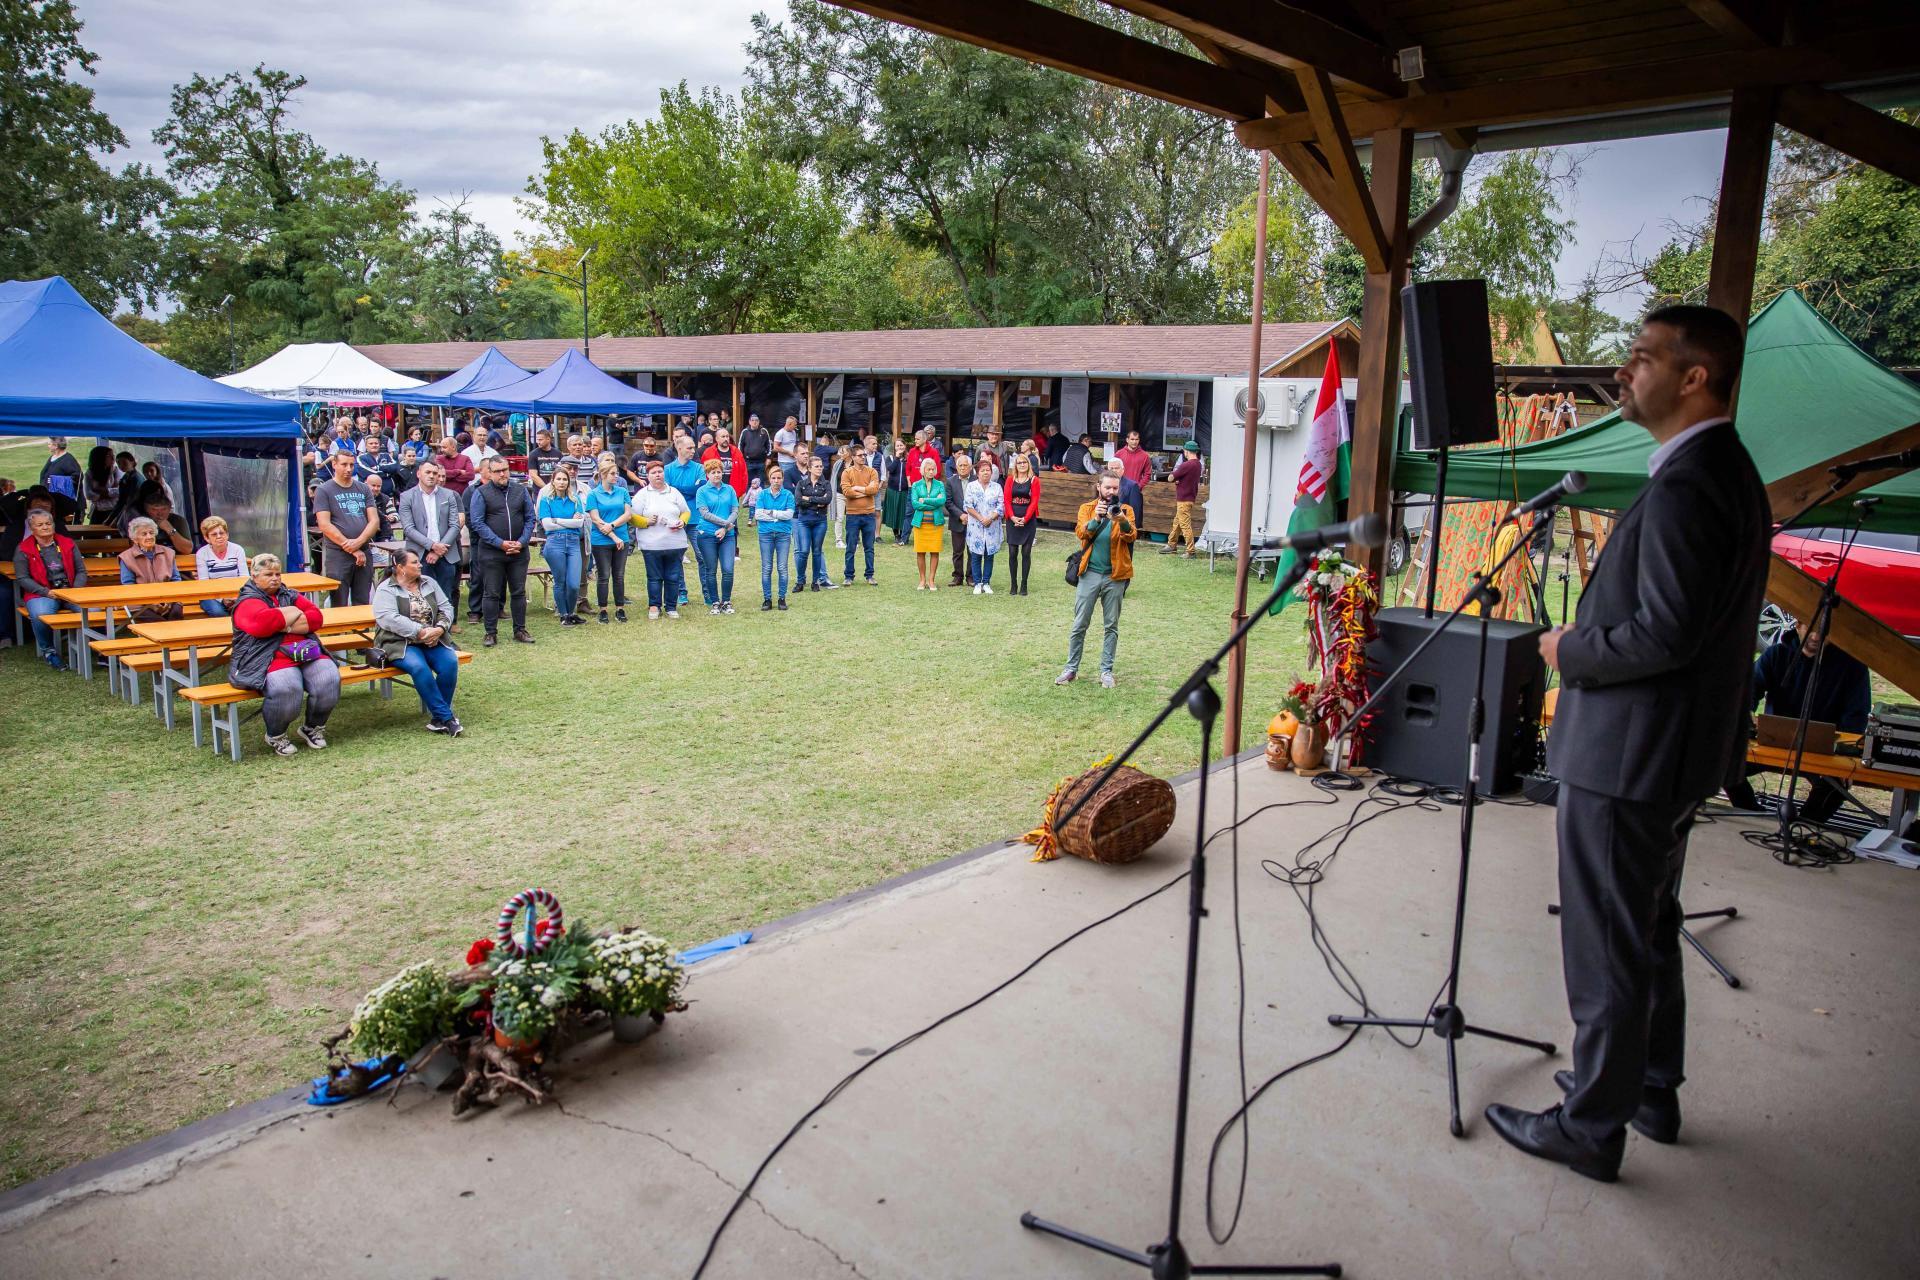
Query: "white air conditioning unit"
1226 377 1295 429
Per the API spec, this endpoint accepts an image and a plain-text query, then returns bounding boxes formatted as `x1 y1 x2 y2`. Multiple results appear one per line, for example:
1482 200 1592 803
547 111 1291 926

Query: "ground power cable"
687 770 1351 1278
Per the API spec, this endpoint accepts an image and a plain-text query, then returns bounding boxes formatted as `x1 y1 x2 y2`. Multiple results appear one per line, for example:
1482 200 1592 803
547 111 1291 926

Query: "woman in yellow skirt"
910 455 948 591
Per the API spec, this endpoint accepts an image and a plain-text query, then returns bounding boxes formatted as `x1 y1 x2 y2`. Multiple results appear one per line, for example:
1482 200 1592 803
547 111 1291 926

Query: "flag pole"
1225 150 1270 756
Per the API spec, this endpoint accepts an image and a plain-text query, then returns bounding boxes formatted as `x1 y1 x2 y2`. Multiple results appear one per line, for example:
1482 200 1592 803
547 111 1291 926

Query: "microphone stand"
1021 555 1341 1280
1323 508 1558 1138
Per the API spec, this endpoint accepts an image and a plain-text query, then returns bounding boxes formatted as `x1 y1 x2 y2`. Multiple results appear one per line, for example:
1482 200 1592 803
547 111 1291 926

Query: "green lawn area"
0 524 1328 1190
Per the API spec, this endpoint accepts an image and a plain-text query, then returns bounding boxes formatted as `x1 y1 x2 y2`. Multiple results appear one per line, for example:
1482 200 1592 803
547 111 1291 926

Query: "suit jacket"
399 485 462 563
1548 422 1770 803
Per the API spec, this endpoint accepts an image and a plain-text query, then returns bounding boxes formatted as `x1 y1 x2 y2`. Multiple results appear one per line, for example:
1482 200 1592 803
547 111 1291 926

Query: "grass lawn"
0 522 1334 1190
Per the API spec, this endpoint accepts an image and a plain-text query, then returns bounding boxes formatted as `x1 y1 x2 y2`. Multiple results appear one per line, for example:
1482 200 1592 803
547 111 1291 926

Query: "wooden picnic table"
4 557 196 581
50 573 335 682
132 605 374 744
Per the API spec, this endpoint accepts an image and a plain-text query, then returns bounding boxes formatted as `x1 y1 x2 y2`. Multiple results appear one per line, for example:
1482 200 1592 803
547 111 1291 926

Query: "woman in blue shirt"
663 435 708 609
752 464 797 610
536 462 587 625
584 460 634 623
693 458 740 615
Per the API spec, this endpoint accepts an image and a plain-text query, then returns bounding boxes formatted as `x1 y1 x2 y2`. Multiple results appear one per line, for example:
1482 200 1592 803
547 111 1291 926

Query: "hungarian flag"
1271 344 1350 612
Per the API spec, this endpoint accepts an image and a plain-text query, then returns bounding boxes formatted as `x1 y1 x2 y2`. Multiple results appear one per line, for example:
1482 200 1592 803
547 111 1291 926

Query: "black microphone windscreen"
1563 470 1588 496
1346 512 1389 548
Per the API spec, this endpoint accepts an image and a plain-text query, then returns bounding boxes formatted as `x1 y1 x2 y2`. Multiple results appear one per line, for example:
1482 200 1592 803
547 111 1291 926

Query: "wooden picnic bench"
184 648 475 761
42 573 334 680
130 605 374 743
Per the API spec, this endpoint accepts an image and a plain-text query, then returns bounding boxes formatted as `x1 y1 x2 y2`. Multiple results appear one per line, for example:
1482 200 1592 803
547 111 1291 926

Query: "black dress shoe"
1485 1104 1623 1183
512 629 536 644
1553 1071 1681 1143
482 633 497 648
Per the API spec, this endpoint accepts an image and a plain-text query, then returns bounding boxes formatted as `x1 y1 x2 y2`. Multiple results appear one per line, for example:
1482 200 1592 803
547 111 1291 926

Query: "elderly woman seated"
372 548 463 736
119 516 184 622
231 552 338 756
12 507 87 670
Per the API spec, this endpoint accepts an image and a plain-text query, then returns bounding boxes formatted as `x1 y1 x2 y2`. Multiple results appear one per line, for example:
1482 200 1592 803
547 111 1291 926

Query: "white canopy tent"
217 342 425 403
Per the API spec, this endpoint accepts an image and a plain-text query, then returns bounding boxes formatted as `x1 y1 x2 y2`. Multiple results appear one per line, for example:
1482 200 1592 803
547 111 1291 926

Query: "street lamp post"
531 244 596 361
220 294 236 374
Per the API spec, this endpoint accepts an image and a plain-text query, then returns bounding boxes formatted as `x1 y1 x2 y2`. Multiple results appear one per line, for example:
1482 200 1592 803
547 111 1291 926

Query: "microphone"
1507 470 1587 520
1830 447 1919 481
1247 512 1388 552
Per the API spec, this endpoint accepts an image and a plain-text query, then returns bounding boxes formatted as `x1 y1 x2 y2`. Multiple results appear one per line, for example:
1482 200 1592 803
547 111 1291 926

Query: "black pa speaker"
1362 606 1547 794
1402 279 1498 451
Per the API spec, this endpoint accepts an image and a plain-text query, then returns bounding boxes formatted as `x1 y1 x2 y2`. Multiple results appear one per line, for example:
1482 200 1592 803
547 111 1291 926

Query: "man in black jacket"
945 452 973 587
466 456 537 647
1487 305 1771 1182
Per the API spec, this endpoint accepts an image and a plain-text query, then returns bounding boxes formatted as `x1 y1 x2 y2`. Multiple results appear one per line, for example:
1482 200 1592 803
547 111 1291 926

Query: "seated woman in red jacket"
232 552 340 757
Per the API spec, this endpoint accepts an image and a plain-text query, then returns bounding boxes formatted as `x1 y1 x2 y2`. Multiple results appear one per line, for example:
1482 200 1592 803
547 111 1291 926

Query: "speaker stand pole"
1022 560 1340 1279
1328 524 1559 1137
1423 444 1448 619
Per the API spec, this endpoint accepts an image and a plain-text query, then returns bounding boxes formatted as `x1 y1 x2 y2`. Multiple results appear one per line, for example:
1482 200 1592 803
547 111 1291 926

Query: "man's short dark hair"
1644 304 1744 401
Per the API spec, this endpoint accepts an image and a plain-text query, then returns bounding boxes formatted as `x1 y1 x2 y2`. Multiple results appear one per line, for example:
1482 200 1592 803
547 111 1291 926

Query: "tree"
526 83 839 336
1548 276 1628 364
796 226 969 331
154 65 417 370
0 0 168 310
1209 178 1340 323
1607 112 1920 364
391 199 572 342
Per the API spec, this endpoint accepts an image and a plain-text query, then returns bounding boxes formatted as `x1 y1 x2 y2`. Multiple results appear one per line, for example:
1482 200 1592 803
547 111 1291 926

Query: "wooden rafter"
1766 558 1920 700
1185 33 1306 115
1103 0 1400 98
1708 88 1776 326
1233 27 1920 147
1291 68 1389 271
1777 86 1920 190
827 0 1267 120
1683 0 1787 48
1766 420 1920 525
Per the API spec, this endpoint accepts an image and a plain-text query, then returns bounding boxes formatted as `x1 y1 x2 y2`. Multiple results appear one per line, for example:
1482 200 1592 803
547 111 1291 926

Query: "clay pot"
1290 724 1327 770
611 1012 662 1044
491 1024 540 1056
1265 734 1294 771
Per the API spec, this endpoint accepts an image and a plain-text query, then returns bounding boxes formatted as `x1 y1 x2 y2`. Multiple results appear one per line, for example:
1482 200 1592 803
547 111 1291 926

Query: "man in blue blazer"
1487 305 1771 1181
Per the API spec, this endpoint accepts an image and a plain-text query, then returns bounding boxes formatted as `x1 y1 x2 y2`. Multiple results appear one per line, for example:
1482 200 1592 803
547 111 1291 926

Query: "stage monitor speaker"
1402 280 1499 451
1363 606 1547 794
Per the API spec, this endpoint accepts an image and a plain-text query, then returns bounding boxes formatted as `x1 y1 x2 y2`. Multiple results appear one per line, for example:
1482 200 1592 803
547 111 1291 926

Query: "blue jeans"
642 547 686 610
844 513 876 581
200 599 229 618
795 515 829 585
969 549 996 586
543 534 582 616
392 643 459 722
423 552 460 616
25 595 68 656
695 530 736 603
689 530 715 604
759 527 791 600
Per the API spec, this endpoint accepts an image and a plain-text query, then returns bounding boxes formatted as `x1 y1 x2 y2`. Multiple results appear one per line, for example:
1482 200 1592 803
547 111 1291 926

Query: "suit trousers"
475 545 528 636
1556 782 1693 1146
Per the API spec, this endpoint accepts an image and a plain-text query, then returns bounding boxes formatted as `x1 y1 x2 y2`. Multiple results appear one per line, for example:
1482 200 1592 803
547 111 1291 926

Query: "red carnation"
465 938 495 965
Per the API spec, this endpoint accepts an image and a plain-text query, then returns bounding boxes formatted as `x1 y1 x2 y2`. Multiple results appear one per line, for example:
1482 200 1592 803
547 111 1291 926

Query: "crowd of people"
4 412 1208 754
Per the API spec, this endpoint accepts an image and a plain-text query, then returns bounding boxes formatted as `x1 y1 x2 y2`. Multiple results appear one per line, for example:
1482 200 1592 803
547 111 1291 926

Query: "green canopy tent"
1393 290 1920 531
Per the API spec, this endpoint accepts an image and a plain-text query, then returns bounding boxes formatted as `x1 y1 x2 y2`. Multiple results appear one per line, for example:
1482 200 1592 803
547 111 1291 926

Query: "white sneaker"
973 583 983 595
265 733 298 756
647 606 660 620
983 584 993 595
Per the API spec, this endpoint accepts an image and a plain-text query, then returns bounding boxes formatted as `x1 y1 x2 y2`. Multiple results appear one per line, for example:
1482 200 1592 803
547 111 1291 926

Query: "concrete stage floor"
3 761 1916 1279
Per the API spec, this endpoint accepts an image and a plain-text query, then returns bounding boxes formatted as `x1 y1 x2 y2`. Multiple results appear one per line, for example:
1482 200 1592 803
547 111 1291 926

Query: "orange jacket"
840 462 881 515
1074 498 1136 582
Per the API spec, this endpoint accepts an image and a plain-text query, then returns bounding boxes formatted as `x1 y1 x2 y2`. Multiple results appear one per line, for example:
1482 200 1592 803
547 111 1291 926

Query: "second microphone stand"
1325 509 1559 1137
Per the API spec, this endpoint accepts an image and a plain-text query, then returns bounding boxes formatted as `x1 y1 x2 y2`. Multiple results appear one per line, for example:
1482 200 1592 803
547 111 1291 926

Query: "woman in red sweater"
232 553 340 756
1003 451 1042 596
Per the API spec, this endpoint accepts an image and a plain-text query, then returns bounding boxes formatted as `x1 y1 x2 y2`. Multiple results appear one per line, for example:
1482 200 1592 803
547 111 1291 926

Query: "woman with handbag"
231 553 340 755
909 455 947 591
373 548 463 736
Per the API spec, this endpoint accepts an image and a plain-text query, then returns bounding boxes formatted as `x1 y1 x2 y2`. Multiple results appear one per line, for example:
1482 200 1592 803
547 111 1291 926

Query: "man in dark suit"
1486 305 1771 1182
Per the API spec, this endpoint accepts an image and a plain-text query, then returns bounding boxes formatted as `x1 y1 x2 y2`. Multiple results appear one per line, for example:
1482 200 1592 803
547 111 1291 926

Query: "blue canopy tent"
382 346 531 407
450 348 696 418
0 277 307 563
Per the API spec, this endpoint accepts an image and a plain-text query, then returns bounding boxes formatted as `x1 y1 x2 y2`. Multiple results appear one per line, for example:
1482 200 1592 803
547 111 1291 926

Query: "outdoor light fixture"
1397 46 1425 81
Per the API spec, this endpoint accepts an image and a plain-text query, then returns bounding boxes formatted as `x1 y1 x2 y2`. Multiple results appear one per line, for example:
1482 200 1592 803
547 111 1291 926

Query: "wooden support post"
890 379 902 445
1349 127 1414 586
806 378 819 433
1708 88 1776 328
990 379 1003 431
732 375 743 431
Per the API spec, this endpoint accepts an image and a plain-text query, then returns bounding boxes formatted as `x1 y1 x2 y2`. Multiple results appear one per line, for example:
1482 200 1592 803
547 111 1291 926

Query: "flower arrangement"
346 961 456 1060
315 889 689 1117
1278 678 1320 727
587 930 686 1018
1297 548 1379 749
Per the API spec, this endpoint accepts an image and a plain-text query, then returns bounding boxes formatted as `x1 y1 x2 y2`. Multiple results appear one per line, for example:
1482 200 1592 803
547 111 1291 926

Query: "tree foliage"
0 0 167 311
526 84 839 337
391 199 573 343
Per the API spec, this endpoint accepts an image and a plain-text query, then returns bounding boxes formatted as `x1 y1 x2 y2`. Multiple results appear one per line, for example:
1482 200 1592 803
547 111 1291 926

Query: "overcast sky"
77 0 1727 318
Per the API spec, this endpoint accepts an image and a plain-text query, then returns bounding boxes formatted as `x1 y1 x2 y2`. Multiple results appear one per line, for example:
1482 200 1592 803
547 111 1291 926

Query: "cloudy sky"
76 0 1727 314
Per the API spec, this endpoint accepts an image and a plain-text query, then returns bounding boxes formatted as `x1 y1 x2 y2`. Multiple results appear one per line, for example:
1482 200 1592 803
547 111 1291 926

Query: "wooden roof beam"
1767 556 1920 700
1232 27 1920 147
1185 32 1306 115
1777 85 1920 189
1291 68 1389 271
1683 0 1788 48
1103 0 1401 98
825 0 1266 120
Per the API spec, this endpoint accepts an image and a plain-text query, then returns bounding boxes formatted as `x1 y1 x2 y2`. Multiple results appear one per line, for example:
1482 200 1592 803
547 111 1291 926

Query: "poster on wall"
1100 410 1123 436
1163 379 1198 449
818 374 847 433
1013 377 1052 408
973 379 998 427
896 376 917 434
1060 376 1089 441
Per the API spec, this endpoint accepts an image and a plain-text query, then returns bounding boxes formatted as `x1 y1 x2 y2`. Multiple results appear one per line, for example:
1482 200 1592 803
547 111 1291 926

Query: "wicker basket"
1052 765 1177 863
